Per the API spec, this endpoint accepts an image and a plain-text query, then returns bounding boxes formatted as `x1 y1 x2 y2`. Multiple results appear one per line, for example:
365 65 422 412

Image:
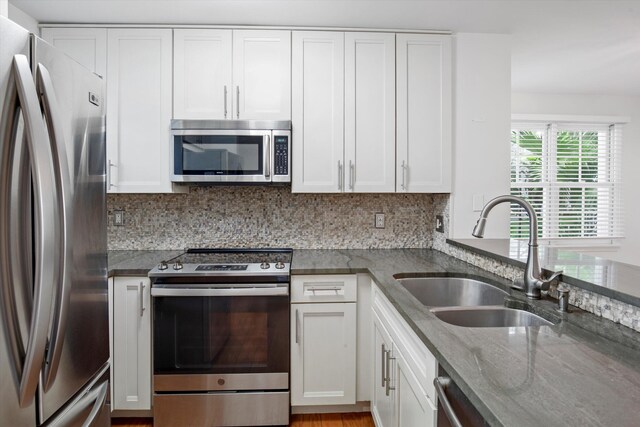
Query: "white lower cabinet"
372 314 396 427
371 284 438 427
291 275 358 406
397 348 437 427
111 277 151 411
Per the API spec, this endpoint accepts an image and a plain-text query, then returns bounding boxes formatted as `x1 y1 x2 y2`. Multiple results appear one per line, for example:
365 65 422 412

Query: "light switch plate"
435 215 444 233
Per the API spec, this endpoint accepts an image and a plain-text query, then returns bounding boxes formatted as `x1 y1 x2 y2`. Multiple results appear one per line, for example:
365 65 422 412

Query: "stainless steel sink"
396 277 508 307
431 306 554 328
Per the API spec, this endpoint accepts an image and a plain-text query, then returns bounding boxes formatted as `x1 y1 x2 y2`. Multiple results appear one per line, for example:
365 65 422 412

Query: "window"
510 119 623 246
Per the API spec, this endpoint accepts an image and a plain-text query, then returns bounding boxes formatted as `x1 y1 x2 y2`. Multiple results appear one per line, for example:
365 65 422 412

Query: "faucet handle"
539 270 563 291
511 278 525 291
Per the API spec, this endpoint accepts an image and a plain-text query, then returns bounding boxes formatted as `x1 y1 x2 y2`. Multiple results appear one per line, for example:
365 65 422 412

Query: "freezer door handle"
36 62 75 392
0 54 59 407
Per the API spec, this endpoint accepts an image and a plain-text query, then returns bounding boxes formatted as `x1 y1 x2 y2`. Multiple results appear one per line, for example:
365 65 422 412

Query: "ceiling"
9 0 640 96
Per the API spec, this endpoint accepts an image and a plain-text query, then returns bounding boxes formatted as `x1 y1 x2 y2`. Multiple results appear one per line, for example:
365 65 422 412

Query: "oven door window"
175 134 264 175
153 295 289 374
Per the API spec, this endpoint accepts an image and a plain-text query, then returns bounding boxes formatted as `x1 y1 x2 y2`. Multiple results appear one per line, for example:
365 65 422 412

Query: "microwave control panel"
274 136 289 176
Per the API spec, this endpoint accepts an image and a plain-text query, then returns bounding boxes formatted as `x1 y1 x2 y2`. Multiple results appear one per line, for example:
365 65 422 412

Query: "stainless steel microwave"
171 120 291 184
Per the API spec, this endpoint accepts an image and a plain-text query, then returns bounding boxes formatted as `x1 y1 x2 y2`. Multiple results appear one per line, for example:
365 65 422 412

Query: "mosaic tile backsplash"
107 186 443 250
108 188 640 331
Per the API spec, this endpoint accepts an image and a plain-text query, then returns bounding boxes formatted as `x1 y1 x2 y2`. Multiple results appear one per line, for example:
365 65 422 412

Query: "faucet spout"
471 195 560 299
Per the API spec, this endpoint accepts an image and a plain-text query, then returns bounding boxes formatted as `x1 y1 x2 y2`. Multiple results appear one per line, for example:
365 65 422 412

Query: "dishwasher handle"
434 376 463 427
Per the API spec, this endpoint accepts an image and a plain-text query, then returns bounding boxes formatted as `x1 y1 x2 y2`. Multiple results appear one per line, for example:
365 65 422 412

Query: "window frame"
510 114 626 248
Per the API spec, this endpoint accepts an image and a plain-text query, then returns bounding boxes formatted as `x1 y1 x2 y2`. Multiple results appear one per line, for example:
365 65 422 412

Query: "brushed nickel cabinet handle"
139 282 145 317
236 86 240 119
224 85 228 119
295 309 301 344
349 160 354 190
381 344 387 388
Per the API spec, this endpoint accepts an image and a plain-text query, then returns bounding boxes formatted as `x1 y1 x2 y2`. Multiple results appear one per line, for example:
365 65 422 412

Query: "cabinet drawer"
372 284 437 404
291 274 357 303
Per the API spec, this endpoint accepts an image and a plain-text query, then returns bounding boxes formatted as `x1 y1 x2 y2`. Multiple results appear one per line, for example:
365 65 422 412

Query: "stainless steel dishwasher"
435 366 489 427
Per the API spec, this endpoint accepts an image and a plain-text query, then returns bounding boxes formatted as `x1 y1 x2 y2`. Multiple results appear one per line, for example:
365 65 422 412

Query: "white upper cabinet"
345 32 396 193
291 31 345 193
173 29 291 120
233 30 291 120
292 31 395 193
396 34 452 192
173 29 232 120
41 27 107 78
107 28 173 193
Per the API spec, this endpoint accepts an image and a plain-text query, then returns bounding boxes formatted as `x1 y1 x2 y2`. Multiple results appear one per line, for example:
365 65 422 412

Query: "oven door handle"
150 287 289 297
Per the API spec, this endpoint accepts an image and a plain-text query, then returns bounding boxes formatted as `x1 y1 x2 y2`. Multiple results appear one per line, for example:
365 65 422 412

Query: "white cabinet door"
396 34 452 193
112 277 151 411
41 27 107 78
107 29 173 193
372 313 396 427
345 32 396 193
397 349 437 427
291 302 357 406
232 30 291 120
173 29 233 119
291 31 344 193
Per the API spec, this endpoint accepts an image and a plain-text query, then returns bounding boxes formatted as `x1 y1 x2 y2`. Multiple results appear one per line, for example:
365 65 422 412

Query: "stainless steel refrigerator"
0 17 110 426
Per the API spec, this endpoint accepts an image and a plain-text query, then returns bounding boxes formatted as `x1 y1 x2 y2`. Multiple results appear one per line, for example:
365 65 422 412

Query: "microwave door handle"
265 135 271 179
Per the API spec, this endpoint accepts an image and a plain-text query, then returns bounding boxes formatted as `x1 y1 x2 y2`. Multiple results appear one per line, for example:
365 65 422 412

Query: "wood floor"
111 413 375 427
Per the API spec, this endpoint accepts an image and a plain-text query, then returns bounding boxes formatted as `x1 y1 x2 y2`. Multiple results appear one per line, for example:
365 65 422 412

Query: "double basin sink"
395 276 553 328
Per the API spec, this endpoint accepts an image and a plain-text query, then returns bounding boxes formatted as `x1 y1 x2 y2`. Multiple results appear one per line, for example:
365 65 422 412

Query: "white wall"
450 33 511 239
1 0 8 17
512 92 640 266
8 3 38 34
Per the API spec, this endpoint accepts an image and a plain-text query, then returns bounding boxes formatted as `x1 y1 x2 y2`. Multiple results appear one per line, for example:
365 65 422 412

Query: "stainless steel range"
148 248 292 427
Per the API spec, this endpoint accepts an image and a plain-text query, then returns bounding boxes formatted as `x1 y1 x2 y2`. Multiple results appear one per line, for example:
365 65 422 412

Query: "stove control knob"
158 261 168 270
275 261 285 269
260 262 270 269
173 261 183 270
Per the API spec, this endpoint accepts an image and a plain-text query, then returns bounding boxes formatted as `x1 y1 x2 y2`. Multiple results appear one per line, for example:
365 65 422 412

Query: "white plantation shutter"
511 121 623 244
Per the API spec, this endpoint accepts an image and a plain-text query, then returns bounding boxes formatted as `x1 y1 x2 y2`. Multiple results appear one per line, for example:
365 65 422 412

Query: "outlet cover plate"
114 210 124 226
375 213 385 229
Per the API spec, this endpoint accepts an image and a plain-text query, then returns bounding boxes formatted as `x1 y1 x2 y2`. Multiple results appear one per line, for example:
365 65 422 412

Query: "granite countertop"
448 238 640 307
292 249 640 427
108 250 183 275
108 248 640 426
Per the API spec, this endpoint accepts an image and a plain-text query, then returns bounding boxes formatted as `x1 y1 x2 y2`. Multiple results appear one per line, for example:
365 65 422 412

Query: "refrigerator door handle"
46 378 108 427
35 63 74 392
0 54 59 407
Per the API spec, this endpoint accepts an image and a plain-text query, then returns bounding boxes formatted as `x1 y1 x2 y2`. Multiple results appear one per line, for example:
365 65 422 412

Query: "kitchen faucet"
472 195 562 299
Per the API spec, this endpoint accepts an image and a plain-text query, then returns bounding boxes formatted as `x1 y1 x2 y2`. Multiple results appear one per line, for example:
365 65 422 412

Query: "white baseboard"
291 401 371 414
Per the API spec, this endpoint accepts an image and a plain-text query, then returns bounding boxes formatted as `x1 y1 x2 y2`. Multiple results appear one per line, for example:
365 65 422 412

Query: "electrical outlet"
435 215 444 233
114 210 124 226
375 213 385 229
